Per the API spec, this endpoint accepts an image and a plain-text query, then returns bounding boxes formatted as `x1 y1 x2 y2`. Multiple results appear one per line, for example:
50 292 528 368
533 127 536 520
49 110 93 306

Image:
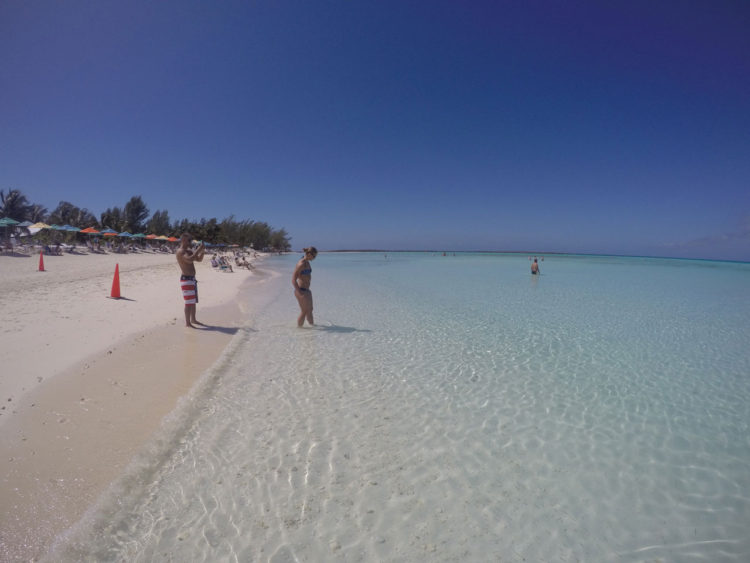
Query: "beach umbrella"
0 217 19 241
80 227 100 234
13 220 34 239
101 228 118 236
167 236 178 242
28 222 50 235
16 221 33 236
156 235 169 240
145 234 157 239
118 231 133 237
62 224 80 232
131 233 146 238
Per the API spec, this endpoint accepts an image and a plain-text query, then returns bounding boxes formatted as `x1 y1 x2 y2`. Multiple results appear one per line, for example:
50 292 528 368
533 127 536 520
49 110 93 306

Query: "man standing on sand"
176 233 206 327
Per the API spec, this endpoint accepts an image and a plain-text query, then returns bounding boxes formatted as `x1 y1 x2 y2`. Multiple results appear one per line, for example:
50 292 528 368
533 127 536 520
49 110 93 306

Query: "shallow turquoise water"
53 253 750 562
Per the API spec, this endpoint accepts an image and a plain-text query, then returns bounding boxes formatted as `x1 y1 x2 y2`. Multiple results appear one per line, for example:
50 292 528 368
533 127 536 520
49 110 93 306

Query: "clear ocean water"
52 253 750 562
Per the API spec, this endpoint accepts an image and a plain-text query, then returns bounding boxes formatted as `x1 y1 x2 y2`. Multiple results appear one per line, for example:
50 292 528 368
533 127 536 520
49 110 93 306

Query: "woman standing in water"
293 246 317 327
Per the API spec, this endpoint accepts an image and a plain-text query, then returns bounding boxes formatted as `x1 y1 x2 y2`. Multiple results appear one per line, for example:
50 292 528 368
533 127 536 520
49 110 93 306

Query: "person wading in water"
292 246 317 327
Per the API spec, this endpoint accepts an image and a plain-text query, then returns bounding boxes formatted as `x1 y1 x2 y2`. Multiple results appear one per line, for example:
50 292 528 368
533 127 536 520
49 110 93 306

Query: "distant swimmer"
531 258 540 275
293 246 318 327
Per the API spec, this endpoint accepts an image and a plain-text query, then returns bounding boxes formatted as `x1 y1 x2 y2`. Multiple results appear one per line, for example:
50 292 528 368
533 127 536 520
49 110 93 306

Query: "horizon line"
305 249 750 265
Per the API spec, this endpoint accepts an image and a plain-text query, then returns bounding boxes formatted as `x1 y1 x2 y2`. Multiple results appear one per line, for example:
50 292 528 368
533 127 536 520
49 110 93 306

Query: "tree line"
0 189 291 251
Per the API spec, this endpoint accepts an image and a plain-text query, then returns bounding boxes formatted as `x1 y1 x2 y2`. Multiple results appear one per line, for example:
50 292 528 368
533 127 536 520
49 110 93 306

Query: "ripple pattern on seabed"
50 253 750 562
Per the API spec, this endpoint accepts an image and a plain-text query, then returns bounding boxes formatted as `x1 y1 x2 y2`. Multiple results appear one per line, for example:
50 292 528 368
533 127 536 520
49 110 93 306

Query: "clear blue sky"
2 1 749 260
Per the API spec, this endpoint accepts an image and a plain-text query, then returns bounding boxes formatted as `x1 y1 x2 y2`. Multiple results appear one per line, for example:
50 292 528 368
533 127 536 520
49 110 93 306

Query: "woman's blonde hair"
303 246 318 257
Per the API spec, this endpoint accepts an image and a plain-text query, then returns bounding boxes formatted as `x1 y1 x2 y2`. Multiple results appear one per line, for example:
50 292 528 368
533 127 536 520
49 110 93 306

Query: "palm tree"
0 189 31 220
49 201 98 227
28 204 49 223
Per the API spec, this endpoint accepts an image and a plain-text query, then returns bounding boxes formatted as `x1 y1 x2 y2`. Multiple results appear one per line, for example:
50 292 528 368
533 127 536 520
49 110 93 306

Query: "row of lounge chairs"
1 241 176 256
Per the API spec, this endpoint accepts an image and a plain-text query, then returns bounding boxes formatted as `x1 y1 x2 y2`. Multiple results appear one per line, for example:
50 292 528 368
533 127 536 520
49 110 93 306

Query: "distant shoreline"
320 249 750 265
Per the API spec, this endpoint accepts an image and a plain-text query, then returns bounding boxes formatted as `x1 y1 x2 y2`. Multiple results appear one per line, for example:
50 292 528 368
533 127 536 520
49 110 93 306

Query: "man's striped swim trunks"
180 275 198 305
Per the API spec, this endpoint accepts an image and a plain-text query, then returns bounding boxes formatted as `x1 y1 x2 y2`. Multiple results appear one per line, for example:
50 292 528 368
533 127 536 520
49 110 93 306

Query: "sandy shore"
0 249 263 561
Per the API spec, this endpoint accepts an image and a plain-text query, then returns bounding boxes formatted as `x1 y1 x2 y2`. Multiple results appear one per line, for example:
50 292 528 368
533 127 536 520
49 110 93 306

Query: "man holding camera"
176 233 206 328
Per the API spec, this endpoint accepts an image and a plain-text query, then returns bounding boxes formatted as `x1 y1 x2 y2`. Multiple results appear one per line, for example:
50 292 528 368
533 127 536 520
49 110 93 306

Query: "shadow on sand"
191 324 252 336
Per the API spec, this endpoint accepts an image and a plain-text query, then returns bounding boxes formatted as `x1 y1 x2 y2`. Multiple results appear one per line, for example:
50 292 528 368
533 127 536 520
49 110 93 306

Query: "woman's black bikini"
297 263 312 291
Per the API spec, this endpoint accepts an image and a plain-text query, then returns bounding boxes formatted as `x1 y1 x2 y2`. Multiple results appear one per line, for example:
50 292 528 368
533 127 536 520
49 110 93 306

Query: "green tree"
248 221 272 250
195 218 220 243
146 209 170 234
100 207 125 231
0 188 31 220
149 212 288 248
173 218 193 237
269 228 291 252
219 215 239 244
28 204 49 223
48 201 97 227
123 196 149 233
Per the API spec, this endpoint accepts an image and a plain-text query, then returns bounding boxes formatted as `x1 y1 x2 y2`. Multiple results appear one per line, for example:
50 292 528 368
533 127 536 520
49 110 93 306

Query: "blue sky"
2 1 749 260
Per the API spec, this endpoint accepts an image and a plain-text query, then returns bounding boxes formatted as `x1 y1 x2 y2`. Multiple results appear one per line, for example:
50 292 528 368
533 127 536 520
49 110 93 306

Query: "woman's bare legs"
295 290 314 327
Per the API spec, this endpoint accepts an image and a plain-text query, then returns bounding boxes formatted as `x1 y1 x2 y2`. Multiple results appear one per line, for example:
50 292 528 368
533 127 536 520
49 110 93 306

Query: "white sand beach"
0 248 263 561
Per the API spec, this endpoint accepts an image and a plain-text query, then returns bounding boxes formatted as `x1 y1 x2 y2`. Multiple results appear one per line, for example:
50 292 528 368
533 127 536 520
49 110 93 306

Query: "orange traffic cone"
110 263 121 298
38 250 45 271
